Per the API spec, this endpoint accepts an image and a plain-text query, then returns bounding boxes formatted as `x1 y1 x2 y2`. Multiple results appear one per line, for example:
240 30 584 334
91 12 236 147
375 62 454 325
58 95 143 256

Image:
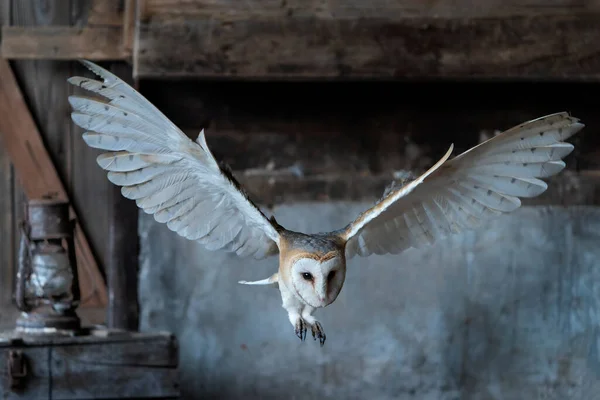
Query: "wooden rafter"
133 0 600 79
0 0 134 61
2 1 600 79
0 58 108 308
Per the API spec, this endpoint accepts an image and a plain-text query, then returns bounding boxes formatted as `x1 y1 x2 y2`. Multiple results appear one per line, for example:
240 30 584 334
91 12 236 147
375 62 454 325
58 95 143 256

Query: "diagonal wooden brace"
0 58 108 308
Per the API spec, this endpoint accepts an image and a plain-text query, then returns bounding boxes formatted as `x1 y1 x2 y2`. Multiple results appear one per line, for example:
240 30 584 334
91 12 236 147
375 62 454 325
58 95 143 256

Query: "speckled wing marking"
341 112 584 258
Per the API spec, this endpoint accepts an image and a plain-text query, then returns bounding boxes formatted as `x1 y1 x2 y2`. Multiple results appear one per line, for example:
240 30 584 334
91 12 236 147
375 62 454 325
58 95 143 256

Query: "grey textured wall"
139 203 600 400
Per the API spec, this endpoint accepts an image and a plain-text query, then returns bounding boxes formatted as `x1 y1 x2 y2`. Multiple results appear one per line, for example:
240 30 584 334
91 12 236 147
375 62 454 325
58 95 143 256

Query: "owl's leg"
279 283 307 341
288 309 307 341
302 306 326 346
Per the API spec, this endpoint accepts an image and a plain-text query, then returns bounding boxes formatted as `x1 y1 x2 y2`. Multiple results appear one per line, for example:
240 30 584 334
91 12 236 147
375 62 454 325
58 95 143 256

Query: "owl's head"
289 253 346 308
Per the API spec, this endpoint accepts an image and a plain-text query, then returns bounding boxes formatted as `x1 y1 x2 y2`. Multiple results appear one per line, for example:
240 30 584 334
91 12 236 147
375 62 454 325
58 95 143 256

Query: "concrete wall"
139 203 600 399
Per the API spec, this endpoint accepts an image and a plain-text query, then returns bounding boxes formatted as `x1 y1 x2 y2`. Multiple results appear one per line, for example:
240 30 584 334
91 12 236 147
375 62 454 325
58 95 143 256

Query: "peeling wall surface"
139 203 600 400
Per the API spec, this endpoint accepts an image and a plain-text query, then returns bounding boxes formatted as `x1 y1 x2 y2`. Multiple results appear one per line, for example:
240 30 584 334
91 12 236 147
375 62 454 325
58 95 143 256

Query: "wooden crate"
0 329 180 399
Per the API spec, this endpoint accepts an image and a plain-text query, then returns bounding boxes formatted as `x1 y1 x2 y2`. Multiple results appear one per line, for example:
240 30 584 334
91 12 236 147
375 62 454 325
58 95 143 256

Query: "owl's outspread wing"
68 61 280 259
342 112 584 258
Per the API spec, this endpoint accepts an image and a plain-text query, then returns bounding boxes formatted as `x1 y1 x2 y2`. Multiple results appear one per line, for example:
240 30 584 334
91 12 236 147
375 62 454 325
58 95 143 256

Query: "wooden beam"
123 0 137 57
0 58 108 308
0 0 128 61
1 26 126 60
0 138 14 308
134 0 600 79
140 0 600 19
105 63 140 331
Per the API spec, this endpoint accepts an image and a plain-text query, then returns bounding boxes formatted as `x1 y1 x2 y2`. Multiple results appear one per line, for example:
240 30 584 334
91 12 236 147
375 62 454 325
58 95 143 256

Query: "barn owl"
68 61 584 346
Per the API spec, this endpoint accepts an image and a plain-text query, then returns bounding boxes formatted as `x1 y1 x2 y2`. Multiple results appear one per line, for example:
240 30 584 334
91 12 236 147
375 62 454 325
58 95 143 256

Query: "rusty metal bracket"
6 350 27 390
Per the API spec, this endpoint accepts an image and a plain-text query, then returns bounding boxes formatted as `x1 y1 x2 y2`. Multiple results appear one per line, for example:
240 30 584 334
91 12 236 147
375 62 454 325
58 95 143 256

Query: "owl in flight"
68 61 584 346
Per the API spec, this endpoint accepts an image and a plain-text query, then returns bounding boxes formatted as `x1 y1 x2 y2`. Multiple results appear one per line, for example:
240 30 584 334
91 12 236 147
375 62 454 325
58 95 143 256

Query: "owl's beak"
317 285 327 304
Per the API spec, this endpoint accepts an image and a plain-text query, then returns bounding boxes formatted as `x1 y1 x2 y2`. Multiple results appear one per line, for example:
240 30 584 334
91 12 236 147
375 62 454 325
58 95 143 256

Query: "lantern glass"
15 199 81 333
26 242 74 306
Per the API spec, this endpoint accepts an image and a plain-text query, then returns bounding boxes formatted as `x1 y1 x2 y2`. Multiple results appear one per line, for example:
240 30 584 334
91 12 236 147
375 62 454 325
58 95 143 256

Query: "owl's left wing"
340 112 584 258
67 61 280 259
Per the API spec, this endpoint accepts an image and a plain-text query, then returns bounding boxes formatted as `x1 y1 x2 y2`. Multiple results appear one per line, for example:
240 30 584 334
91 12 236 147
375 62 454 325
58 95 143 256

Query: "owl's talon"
311 321 326 346
295 318 307 341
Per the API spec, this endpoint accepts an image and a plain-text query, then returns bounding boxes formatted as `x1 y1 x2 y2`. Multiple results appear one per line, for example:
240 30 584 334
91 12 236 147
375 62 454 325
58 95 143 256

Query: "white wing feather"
342 112 584 258
68 60 280 259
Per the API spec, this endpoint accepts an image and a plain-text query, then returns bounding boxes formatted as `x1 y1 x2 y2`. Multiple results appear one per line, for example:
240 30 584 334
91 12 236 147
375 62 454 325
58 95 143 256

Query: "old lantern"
14 199 81 333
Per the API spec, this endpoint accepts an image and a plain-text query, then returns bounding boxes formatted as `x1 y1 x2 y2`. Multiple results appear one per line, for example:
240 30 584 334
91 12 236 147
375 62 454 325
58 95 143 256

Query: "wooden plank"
4 0 28 328
1 0 127 60
0 144 17 328
0 0 15 328
0 331 179 399
0 144 14 307
0 143 15 325
50 331 180 399
135 1 600 78
0 58 108 308
1 26 125 60
123 0 136 56
51 335 178 368
0 329 176 348
105 62 140 331
142 0 600 19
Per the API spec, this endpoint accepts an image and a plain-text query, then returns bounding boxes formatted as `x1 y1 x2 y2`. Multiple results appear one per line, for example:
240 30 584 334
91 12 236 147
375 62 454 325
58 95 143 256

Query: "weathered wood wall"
135 0 600 79
3 1 600 81
0 1 138 330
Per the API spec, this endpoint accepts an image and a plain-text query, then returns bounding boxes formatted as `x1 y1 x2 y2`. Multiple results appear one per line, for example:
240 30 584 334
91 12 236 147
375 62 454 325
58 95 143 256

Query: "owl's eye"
301 272 313 281
327 271 336 281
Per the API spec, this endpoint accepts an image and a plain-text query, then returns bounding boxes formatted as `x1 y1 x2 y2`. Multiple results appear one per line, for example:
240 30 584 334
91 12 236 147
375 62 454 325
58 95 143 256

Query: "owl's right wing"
68 60 280 259
340 112 584 258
